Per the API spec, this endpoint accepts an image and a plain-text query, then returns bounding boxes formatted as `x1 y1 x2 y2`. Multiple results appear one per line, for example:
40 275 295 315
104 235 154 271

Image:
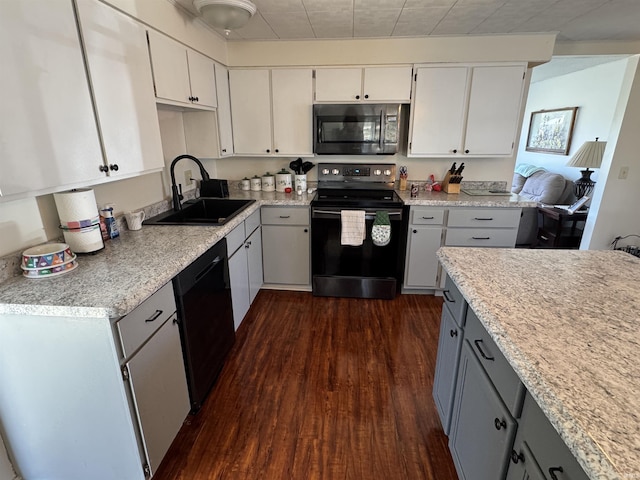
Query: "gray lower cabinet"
433 275 467 435
261 206 310 286
404 207 445 289
506 392 589 480
449 339 517 480
228 210 264 329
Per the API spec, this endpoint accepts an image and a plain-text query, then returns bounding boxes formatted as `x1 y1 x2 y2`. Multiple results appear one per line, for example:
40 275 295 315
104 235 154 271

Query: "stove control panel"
317 163 396 185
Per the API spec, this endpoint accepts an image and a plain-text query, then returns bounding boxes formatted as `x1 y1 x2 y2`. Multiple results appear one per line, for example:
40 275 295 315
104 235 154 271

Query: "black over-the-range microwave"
313 103 405 155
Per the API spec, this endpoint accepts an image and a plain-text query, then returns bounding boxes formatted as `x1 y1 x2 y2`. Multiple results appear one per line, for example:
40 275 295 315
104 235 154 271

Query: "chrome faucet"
169 154 211 211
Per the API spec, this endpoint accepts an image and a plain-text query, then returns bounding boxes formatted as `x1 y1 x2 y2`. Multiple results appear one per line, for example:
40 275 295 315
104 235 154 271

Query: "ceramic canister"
240 178 251 191
295 174 307 192
261 173 275 192
275 169 292 192
250 176 262 191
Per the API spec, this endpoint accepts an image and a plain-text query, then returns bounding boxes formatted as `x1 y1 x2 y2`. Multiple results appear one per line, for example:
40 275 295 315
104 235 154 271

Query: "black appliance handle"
312 209 403 220
195 256 222 283
379 109 385 150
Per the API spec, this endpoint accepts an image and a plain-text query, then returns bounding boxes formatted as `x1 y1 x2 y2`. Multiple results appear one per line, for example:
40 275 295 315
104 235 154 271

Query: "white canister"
294 174 307 192
275 170 292 192
261 173 275 192
239 178 251 191
250 176 262 191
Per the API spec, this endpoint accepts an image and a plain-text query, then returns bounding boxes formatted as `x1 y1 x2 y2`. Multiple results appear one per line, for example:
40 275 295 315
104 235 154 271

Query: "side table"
535 206 588 248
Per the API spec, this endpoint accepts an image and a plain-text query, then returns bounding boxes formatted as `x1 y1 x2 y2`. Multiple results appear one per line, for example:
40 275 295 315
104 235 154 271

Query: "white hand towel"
341 210 366 246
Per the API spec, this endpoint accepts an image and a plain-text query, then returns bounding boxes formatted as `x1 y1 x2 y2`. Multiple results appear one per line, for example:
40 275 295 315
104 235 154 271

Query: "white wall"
515 58 629 184
582 56 640 250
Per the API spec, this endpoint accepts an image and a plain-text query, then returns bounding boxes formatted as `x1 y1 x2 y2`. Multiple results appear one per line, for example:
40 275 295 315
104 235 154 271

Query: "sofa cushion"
511 173 527 194
519 171 568 204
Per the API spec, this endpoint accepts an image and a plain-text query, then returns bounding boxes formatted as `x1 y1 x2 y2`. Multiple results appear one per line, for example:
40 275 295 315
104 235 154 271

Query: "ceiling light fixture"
193 0 256 35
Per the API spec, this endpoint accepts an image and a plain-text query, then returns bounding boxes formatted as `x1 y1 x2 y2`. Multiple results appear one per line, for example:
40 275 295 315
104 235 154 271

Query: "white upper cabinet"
76 0 164 178
229 68 313 156
271 69 313 156
409 63 526 157
0 0 104 197
147 31 216 109
214 63 234 156
315 66 412 103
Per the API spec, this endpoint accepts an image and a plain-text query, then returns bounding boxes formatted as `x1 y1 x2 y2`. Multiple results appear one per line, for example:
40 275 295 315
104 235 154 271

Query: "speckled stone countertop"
437 247 640 480
398 189 536 207
0 191 313 319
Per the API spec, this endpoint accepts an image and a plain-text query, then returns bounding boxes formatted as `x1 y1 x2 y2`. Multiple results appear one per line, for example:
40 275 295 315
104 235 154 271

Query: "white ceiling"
174 0 640 43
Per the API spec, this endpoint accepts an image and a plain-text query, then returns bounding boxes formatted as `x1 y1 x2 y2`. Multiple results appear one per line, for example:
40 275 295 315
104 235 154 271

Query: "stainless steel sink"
144 198 255 226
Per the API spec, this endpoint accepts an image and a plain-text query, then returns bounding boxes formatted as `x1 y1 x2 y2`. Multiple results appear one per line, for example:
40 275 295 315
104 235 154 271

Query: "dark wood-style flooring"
154 290 458 480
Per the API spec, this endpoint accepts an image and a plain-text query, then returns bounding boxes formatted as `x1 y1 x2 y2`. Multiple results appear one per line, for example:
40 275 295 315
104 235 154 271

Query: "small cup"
125 210 146 231
410 184 419 198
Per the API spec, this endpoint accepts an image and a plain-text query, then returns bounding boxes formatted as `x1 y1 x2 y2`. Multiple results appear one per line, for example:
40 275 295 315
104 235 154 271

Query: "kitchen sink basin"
144 198 255 226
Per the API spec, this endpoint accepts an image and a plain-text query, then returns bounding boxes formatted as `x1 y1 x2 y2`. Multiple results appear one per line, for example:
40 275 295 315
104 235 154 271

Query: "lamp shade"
193 0 256 30
566 138 606 169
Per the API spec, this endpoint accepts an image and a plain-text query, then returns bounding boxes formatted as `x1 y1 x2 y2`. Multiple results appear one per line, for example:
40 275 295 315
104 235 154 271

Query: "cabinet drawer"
445 227 517 247
410 207 445 225
448 208 521 228
117 282 176 358
464 308 524 417
442 275 466 327
261 206 309 225
244 208 261 236
515 393 589 480
226 223 245 256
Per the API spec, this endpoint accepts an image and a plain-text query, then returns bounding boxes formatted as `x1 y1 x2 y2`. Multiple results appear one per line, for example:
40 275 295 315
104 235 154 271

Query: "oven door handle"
379 109 385 150
312 209 402 220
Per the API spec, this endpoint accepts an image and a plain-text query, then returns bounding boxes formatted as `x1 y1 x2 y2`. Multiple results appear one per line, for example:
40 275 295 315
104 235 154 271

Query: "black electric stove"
310 163 407 299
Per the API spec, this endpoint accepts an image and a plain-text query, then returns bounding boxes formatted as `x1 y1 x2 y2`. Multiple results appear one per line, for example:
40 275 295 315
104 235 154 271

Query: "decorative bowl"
22 243 74 269
22 259 78 279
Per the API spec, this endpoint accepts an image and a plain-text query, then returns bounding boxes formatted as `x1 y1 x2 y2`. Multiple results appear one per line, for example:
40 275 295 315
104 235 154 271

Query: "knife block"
442 172 462 194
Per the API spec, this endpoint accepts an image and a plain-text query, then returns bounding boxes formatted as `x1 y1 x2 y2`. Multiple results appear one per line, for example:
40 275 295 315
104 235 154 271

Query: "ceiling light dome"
193 0 257 32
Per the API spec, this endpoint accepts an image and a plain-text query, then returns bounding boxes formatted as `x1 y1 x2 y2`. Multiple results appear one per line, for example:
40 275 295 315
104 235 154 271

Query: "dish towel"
341 210 366 246
372 211 391 247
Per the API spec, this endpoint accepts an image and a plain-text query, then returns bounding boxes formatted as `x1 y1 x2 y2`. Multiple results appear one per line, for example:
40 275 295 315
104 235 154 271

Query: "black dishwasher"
173 239 235 413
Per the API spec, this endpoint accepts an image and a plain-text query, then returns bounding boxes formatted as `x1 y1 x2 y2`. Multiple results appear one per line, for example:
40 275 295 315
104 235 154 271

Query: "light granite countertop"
0 188 533 320
437 247 640 480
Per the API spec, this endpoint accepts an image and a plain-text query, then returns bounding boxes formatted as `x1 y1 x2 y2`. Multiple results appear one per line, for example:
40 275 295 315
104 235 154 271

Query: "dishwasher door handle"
195 256 222 283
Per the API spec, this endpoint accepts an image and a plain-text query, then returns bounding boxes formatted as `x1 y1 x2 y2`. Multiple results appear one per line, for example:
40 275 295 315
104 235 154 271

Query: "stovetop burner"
312 163 403 209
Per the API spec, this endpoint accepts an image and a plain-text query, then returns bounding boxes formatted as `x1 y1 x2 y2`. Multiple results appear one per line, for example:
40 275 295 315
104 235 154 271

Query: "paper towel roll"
62 225 104 253
54 189 100 224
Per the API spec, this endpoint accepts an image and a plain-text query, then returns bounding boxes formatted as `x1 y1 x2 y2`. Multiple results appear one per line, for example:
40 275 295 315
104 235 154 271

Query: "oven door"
311 206 406 299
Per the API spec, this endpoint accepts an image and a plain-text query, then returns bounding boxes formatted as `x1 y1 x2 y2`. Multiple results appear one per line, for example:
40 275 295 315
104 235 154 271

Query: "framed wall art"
525 107 578 155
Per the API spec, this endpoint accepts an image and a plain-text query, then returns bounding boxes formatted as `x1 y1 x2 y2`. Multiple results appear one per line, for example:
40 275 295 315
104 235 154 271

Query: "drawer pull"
549 467 564 480
279 215 291 219
472 236 491 240
145 309 163 323
474 217 494 221
422 216 434 220
474 339 495 361
494 418 507 430
511 450 524 464
442 289 455 303
449 329 458 337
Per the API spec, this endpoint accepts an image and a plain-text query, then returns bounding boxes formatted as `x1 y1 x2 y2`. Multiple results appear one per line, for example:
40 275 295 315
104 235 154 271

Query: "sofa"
512 168 575 247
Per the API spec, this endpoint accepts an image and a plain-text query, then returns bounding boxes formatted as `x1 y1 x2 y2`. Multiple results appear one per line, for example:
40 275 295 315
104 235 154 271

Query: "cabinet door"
404 225 443 288
363 66 413 102
449 341 516 480
229 69 272 155
187 49 217 108
215 63 234 156
409 67 468 156
315 68 362 102
76 0 163 178
0 0 104 196
147 30 191 105
432 306 463 435
126 315 190 475
464 65 526 156
246 227 263 303
262 225 310 285
228 247 250 330
506 441 547 480
272 69 313 155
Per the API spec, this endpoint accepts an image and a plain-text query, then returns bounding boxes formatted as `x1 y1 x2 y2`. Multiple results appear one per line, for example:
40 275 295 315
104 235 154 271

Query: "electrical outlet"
184 169 193 185
619 166 629 180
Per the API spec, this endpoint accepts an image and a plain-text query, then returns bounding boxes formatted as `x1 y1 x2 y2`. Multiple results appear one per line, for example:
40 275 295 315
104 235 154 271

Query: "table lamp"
566 137 606 197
